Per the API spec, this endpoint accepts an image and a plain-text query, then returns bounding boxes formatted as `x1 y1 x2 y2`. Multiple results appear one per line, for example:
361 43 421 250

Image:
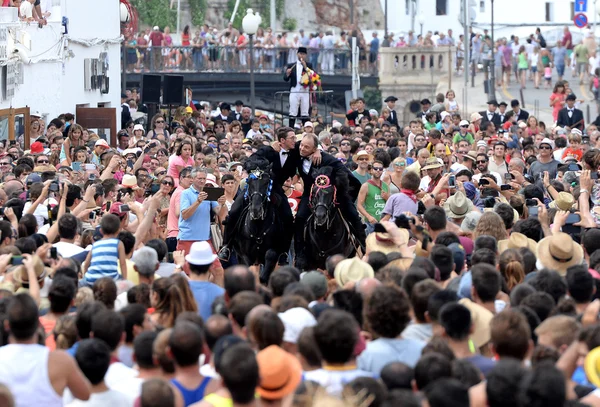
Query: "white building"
384 0 589 40
0 0 121 146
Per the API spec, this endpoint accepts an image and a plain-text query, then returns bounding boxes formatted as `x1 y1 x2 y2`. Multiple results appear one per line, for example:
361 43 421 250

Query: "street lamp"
490 0 496 99
417 11 425 37
242 9 261 117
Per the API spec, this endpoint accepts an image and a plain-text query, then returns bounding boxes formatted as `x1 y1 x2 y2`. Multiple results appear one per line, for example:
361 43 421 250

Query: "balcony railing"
378 46 456 82
122 45 379 76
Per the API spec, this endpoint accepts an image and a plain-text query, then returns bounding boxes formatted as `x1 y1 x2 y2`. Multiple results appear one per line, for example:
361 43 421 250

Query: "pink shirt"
167 155 193 186
167 186 185 239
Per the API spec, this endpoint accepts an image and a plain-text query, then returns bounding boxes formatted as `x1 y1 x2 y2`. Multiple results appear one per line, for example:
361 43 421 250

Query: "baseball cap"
95 139 110 149
448 243 466 273
133 124 144 132
26 173 42 184
278 307 317 344
459 120 470 127
300 271 328 299
30 141 44 154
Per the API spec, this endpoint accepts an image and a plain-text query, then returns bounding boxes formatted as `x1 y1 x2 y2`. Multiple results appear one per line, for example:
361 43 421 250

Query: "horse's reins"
243 169 273 221
309 174 338 228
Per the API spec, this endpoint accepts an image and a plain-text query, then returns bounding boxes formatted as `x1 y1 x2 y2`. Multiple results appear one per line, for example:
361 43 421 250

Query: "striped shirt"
85 238 120 283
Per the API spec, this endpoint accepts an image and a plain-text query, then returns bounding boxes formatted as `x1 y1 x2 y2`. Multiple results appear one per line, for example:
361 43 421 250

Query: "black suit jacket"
479 110 501 130
556 107 585 130
295 151 361 201
388 110 399 127
253 145 299 187
505 109 529 123
283 62 314 90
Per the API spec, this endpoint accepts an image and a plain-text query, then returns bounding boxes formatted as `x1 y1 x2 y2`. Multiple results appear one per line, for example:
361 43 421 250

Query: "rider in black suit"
293 133 365 268
556 93 585 131
218 127 301 261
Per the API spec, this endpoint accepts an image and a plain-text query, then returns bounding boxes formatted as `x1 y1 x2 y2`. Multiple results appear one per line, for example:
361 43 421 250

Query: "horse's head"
310 170 337 227
245 165 273 221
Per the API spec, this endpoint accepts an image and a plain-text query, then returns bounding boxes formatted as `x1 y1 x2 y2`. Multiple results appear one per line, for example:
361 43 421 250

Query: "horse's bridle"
310 175 337 227
244 169 273 221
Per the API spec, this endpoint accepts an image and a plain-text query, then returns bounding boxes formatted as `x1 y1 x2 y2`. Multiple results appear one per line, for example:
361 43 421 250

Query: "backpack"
539 35 546 49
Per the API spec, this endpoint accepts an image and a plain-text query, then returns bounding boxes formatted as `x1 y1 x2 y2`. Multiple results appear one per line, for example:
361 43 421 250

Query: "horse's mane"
313 166 350 197
244 156 271 173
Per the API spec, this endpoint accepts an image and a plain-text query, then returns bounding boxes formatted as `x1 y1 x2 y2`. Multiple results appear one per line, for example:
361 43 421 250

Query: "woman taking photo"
168 140 194 186
147 114 170 139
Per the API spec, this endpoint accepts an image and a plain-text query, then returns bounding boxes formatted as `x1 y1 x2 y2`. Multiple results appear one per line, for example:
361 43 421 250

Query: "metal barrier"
122 45 378 76
273 90 335 127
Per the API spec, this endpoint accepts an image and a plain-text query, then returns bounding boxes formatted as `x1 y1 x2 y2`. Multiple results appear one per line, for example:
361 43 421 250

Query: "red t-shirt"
149 31 164 47
564 31 573 49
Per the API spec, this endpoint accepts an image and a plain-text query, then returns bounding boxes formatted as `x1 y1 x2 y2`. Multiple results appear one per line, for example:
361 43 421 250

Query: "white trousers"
289 90 310 118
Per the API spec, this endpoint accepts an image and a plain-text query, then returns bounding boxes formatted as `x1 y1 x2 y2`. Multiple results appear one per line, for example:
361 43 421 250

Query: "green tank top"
364 181 389 221
518 53 528 69
541 55 550 67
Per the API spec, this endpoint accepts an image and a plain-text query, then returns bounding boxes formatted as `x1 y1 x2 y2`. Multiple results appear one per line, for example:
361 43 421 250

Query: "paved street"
451 67 600 126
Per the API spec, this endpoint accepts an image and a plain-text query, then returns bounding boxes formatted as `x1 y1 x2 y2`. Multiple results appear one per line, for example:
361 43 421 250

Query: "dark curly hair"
92 277 117 310
365 285 411 338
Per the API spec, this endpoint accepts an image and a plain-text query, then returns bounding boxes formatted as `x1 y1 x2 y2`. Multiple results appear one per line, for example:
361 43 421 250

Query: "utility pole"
384 0 388 40
463 0 469 114
350 0 354 25
270 0 276 31
490 0 496 99
411 0 415 32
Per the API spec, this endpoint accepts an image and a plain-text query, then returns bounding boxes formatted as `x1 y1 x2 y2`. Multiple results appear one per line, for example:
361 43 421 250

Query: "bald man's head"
205 314 233 351
4 180 23 199
356 278 382 298
224 265 256 301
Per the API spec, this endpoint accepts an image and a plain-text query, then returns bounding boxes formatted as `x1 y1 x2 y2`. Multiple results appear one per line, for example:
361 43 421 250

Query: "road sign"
575 0 588 13
574 12 588 28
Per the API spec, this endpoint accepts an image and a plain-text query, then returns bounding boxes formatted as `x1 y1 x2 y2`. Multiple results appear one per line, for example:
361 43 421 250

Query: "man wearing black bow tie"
384 95 399 127
557 93 584 131
293 133 365 269
219 127 312 261
479 99 501 130
284 46 314 128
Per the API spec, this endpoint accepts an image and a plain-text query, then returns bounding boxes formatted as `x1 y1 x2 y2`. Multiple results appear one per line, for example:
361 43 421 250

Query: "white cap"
539 138 554 148
133 124 144 132
185 241 217 266
278 307 317 344
153 26 159 30
459 120 470 126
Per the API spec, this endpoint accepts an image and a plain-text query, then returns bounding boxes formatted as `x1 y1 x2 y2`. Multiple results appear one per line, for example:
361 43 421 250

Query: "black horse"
232 157 288 284
303 166 356 270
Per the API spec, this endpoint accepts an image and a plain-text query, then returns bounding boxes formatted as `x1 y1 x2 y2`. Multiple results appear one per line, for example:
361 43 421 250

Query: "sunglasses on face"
372 167 384 171
394 162 406 166
477 160 487 164
156 120 164 124
358 157 369 161
37 159 49 164
243 146 252 150
220 141 229 145
415 138 425 142
539 146 552 150
355 131 363 134
341 142 350 146
161 180 174 186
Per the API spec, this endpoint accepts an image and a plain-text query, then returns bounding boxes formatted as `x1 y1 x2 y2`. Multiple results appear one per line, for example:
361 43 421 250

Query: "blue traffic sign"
574 12 588 28
575 0 588 12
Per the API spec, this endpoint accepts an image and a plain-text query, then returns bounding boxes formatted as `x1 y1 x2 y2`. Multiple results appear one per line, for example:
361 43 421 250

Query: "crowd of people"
125 23 381 75
8 50 600 405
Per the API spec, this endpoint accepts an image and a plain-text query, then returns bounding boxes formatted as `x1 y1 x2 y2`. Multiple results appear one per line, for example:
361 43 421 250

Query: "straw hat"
498 232 538 254
537 232 584 276
334 258 374 287
464 151 478 163
459 298 494 348
443 191 474 219
12 255 50 285
548 192 575 211
470 112 483 122
365 229 409 254
352 150 374 163
421 157 444 170
256 345 302 400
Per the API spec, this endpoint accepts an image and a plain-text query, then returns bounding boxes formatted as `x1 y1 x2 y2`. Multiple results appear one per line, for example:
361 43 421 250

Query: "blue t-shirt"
188 280 224 321
357 337 426 374
178 186 218 241
370 38 380 53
